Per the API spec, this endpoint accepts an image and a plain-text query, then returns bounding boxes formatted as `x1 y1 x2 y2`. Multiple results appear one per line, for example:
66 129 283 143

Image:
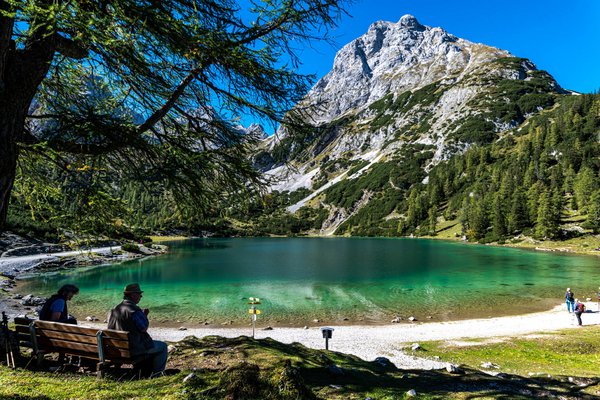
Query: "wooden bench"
14 317 150 378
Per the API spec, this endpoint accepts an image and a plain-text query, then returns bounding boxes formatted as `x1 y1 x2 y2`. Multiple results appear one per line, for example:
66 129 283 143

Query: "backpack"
576 303 585 312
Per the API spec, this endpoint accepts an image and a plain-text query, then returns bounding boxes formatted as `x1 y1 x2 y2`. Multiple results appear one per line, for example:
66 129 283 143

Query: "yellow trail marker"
248 308 262 314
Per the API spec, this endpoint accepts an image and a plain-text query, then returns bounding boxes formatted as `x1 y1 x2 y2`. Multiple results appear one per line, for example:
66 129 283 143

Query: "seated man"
107 283 168 376
38 284 79 324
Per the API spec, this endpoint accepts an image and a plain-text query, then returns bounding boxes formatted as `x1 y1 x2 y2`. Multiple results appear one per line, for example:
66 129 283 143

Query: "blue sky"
295 0 600 94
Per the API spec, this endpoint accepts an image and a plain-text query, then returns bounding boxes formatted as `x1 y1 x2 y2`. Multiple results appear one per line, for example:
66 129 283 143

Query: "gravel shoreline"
146 303 600 369
77 302 598 370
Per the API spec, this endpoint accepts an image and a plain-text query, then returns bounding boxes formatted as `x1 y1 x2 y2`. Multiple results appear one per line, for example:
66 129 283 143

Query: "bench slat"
102 329 129 340
14 317 34 326
101 337 130 351
15 325 31 334
16 332 31 341
37 337 99 355
103 347 132 360
48 348 102 361
34 321 99 336
37 329 99 346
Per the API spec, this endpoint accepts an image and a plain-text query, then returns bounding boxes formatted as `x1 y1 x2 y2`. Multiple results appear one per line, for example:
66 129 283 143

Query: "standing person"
38 284 79 324
107 283 168 376
574 298 585 326
565 288 575 313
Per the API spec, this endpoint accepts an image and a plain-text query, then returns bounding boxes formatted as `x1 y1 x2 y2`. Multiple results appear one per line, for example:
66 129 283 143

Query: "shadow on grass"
176 335 600 399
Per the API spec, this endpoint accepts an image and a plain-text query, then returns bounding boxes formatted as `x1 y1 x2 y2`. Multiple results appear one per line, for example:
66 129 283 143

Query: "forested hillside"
8 93 598 244
240 93 600 242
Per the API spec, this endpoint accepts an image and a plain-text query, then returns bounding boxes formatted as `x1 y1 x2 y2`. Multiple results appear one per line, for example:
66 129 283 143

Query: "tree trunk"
0 27 56 231
0 118 18 232
0 100 28 232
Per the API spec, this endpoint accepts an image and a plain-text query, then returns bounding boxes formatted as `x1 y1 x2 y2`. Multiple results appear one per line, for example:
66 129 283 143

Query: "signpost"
248 297 261 338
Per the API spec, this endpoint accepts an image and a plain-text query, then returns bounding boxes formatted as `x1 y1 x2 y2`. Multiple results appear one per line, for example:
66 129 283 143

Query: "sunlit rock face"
304 14 511 123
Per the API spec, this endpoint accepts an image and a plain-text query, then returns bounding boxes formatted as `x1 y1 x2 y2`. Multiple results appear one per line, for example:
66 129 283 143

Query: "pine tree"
427 206 437 235
527 182 544 225
573 166 599 212
535 189 559 239
508 188 529 233
492 191 508 238
586 190 600 233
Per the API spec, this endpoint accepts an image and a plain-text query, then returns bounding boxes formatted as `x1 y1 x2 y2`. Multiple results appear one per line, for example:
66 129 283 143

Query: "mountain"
245 15 600 240
260 14 562 174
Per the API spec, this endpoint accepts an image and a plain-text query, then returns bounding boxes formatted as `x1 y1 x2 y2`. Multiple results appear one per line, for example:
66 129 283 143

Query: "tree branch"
54 33 88 59
137 65 203 134
18 126 136 156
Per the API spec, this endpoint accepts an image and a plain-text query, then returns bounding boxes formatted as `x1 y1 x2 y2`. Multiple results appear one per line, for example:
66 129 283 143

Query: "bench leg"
96 362 104 379
36 352 44 367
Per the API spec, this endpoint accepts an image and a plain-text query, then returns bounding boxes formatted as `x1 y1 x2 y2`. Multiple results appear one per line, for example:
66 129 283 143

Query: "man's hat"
124 283 143 294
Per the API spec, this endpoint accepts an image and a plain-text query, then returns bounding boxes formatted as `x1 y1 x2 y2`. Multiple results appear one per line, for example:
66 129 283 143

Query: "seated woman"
38 284 79 324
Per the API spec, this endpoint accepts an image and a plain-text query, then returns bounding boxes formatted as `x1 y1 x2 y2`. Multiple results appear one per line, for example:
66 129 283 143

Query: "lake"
17 237 600 327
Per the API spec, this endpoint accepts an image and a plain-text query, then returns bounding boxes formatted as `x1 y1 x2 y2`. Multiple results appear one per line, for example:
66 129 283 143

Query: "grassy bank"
420 326 600 379
429 218 600 257
2 333 599 399
148 235 189 243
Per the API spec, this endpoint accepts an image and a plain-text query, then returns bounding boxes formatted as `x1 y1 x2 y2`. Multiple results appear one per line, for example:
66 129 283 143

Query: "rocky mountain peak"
304 14 509 123
397 14 425 31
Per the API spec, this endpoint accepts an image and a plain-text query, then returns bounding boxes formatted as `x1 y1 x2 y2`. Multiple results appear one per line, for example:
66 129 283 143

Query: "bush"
121 243 141 253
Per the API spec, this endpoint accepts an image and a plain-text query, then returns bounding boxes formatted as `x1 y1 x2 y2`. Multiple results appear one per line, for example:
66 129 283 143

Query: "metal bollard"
320 327 334 350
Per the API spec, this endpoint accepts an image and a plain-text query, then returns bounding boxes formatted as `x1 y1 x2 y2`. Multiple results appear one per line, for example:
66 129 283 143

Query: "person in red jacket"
573 299 585 326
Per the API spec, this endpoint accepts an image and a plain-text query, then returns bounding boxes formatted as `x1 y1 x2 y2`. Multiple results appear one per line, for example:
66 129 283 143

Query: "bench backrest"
14 317 133 362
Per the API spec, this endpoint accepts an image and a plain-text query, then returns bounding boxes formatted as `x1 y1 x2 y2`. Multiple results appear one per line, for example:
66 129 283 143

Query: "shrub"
121 243 141 253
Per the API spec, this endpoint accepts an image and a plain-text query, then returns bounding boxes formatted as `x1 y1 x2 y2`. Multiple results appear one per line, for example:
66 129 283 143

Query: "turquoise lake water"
17 237 600 326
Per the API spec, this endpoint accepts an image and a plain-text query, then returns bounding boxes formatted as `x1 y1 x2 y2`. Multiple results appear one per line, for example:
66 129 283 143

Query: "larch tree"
0 0 349 231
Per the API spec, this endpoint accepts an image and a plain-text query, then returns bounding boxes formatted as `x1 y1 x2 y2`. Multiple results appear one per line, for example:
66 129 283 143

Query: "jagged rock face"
260 14 563 231
304 14 510 123
238 123 267 140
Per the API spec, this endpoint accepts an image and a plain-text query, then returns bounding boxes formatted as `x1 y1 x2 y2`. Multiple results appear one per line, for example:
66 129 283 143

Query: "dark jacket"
107 299 154 356
39 294 69 322
565 291 574 302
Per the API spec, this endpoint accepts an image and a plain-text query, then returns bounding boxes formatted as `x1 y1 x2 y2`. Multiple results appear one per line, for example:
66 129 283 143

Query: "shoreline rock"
0 234 168 320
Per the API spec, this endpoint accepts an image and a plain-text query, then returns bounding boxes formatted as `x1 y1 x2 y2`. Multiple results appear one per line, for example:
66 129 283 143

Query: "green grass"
0 368 184 399
420 328 600 379
3 334 600 399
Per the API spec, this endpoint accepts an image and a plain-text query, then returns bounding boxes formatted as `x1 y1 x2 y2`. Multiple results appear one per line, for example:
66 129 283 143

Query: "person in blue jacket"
39 284 79 324
565 287 575 313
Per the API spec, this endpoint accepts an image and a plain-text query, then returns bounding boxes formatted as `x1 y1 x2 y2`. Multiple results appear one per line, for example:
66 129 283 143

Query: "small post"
320 327 334 350
247 297 261 338
1 312 15 368
251 307 256 338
